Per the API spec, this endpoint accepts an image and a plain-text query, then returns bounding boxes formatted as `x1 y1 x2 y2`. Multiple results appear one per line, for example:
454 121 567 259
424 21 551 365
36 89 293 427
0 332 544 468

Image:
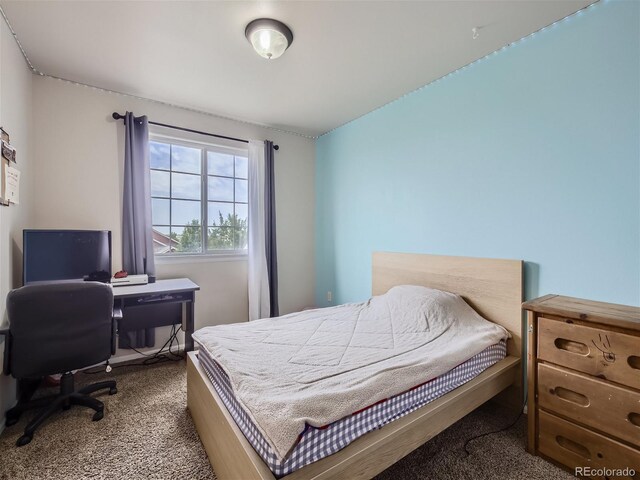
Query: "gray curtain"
121 112 155 348
264 141 279 317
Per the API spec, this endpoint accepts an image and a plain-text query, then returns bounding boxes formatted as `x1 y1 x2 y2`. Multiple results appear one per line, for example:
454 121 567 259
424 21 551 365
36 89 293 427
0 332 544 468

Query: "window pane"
208 202 234 226
171 145 201 174
208 176 234 202
235 179 248 203
152 198 170 225
152 226 175 254
208 227 234 250
172 225 202 253
150 142 170 170
235 203 248 224
235 227 248 250
208 151 234 177
235 156 248 179
153 226 170 236
171 172 200 200
150 170 170 197
171 200 201 225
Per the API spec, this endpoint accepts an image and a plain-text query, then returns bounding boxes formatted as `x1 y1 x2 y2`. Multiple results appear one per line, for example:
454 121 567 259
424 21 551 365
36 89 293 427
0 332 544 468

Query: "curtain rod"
111 112 279 150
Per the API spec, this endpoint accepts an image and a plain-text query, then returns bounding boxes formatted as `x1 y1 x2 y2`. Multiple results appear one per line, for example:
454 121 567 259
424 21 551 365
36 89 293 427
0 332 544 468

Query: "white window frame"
149 133 249 258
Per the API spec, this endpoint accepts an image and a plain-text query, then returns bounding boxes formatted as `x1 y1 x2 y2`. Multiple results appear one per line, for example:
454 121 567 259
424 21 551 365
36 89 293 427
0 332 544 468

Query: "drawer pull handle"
553 387 590 407
554 338 589 356
629 356 640 370
555 435 591 459
630 412 640 428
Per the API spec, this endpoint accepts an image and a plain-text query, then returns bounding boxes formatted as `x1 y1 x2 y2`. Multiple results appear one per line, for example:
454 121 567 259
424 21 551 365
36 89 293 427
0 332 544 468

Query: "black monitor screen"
23 230 112 284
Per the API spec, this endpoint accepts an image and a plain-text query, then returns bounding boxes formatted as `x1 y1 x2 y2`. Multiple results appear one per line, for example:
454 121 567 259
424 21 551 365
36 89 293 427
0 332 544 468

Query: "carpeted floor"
0 360 572 480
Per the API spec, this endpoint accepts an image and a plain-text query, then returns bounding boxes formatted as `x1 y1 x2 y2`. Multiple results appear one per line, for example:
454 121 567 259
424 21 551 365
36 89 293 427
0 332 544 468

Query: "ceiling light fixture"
245 18 293 60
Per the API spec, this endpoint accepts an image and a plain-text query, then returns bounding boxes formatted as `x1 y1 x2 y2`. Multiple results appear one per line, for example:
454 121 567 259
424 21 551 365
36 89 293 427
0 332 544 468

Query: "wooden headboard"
372 252 523 358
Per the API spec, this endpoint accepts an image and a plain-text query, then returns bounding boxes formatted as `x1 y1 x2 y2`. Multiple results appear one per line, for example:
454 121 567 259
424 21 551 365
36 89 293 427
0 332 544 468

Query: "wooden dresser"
523 295 640 479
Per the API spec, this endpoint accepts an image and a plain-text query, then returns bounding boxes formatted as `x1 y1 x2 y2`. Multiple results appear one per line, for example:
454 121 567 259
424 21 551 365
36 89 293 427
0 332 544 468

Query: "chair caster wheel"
16 435 32 447
5 416 19 427
109 387 117 395
92 410 104 421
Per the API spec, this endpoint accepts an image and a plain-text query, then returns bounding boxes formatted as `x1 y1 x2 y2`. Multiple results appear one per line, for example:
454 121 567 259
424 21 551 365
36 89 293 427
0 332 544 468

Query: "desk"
112 278 200 351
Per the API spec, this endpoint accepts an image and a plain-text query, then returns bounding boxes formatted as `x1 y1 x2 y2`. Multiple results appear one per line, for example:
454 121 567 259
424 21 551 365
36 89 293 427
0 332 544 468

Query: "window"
149 137 248 255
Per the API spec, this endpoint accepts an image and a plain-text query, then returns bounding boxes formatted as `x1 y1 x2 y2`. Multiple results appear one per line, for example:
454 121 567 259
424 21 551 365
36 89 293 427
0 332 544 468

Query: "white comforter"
192 285 509 460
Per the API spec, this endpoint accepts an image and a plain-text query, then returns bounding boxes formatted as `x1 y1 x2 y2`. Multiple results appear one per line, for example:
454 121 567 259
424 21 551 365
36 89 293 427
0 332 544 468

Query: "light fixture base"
245 18 293 60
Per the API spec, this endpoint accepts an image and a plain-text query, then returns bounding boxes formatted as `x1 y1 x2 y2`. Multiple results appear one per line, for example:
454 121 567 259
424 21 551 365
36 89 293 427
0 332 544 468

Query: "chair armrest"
0 325 9 376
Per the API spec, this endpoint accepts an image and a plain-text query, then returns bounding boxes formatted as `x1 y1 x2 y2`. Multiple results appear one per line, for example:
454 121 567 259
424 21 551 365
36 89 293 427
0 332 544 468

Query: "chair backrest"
6 281 114 378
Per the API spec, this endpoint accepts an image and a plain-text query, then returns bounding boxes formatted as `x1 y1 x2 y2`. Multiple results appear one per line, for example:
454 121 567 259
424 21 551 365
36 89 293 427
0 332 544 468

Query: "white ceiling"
1 0 595 137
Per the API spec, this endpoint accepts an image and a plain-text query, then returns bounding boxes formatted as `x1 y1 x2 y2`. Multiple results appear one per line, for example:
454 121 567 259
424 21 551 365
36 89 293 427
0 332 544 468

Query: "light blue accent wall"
316 0 640 308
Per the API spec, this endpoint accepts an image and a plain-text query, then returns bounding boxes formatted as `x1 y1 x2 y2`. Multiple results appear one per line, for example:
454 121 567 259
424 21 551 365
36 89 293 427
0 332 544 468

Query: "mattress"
196 339 507 477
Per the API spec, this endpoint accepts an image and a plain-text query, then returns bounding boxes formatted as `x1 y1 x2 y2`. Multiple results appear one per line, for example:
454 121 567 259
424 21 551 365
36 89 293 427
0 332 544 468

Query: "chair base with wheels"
6 372 117 446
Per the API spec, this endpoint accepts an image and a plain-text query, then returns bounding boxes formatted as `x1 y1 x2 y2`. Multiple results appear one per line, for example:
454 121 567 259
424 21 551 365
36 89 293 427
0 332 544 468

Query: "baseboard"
82 343 186 372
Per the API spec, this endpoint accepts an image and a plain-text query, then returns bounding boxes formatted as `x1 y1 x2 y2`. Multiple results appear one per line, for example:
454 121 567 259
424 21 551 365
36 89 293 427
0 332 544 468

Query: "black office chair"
1 281 120 446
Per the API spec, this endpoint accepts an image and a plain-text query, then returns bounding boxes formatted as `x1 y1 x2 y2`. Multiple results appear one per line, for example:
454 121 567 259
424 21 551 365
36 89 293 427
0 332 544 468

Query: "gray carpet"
0 360 571 480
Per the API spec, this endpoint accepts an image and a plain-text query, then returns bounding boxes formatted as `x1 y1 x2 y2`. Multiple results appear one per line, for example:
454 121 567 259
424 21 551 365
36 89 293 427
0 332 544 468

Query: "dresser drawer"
537 363 640 448
538 316 640 390
538 410 640 479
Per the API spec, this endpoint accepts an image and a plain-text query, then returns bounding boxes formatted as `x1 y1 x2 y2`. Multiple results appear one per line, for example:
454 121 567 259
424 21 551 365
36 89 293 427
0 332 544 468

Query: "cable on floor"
463 402 526 455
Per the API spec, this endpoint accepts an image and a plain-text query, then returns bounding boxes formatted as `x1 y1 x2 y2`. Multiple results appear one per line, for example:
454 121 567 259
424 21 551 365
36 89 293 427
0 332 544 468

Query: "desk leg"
185 300 195 352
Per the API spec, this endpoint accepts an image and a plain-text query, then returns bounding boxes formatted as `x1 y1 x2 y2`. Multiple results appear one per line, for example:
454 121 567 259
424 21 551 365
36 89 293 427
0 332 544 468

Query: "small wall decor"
0 127 20 206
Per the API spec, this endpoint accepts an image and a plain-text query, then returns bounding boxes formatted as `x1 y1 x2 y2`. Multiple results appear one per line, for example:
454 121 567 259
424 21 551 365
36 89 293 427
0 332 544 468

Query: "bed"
187 252 523 480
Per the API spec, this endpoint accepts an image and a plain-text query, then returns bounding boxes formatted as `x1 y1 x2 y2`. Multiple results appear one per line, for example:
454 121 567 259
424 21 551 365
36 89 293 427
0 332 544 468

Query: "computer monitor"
23 230 112 284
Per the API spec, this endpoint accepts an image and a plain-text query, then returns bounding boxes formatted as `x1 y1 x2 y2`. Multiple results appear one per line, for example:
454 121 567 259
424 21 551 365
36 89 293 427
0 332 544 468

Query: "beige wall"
0 21 35 424
31 76 316 356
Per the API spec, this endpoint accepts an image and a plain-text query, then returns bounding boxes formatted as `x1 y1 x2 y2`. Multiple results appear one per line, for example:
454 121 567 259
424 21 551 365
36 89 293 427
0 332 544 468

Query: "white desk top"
111 278 200 298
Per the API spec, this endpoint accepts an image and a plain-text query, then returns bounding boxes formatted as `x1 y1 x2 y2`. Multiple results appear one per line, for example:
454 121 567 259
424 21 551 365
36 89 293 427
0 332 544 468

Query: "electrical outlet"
326 291 332 302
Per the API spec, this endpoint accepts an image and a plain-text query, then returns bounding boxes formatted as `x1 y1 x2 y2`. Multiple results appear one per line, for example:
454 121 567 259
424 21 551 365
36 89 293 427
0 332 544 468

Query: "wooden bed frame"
187 252 524 480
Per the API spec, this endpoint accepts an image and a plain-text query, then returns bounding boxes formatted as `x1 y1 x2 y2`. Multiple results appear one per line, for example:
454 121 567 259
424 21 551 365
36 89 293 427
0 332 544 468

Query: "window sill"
155 253 248 265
